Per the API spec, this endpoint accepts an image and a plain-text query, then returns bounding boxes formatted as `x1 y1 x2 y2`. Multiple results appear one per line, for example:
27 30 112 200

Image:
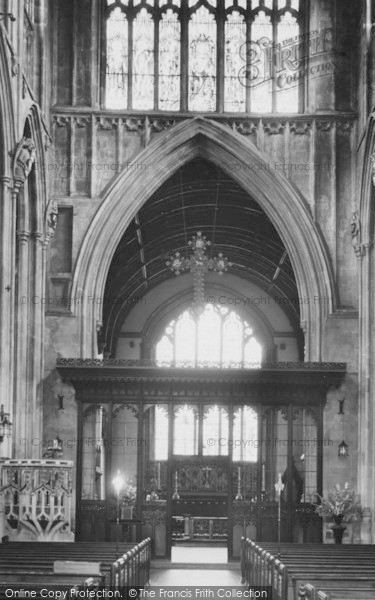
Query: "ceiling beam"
134 214 148 287
268 250 288 292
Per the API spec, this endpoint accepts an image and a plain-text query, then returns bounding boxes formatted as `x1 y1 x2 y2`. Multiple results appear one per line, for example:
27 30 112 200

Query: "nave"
0 539 374 600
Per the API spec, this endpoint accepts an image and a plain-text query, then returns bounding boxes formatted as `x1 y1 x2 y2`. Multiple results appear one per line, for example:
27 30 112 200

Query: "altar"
172 516 228 542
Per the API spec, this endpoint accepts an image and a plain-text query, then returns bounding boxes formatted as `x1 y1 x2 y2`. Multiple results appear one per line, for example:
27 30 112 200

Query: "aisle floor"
150 568 243 586
171 546 228 564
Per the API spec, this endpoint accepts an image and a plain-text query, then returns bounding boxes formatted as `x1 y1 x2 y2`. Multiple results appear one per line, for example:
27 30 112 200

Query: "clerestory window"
105 0 303 113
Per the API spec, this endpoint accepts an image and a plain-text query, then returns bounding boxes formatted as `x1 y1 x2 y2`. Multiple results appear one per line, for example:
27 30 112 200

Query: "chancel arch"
63 150 341 555
71 117 336 362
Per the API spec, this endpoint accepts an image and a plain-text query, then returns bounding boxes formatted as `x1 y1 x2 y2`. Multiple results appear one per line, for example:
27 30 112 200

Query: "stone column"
358 244 372 522
29 231 45 457
0 177 16 459
14 226 31 458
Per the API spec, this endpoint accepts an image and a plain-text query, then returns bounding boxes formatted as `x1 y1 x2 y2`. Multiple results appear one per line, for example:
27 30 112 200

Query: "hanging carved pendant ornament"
166 232 232 314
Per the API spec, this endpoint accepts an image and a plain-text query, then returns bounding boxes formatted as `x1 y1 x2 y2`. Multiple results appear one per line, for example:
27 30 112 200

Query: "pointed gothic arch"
71 117 336 360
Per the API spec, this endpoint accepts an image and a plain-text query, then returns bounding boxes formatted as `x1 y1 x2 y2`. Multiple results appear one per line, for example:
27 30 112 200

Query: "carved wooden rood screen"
57 359 346 558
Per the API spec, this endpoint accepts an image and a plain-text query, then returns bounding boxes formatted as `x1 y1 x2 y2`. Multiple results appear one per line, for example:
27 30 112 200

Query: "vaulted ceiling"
103 158 301 350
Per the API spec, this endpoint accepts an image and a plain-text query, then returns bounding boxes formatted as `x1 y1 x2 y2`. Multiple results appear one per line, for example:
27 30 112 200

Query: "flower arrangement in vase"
120 480 137 520
314 482 363 543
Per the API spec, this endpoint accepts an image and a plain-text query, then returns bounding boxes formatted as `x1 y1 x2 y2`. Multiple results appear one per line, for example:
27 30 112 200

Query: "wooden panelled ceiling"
104 158 301 349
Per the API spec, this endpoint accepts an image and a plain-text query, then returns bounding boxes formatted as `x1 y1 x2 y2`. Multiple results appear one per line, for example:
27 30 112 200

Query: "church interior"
0 0 375 597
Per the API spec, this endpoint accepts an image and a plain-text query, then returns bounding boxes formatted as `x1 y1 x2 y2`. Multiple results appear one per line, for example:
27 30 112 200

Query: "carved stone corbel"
43 199 58 247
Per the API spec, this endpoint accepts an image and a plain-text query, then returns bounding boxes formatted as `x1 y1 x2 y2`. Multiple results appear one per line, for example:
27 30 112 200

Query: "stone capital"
16 230 31 245
12 177 25 194
0 176 11 187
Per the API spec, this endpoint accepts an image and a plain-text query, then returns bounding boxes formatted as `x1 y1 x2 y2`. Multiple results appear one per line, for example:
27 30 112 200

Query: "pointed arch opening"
71 117 336 361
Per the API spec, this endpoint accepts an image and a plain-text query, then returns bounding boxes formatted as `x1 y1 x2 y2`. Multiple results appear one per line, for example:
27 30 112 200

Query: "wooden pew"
300 583 375 600
241 538 375 600
0 538 151 593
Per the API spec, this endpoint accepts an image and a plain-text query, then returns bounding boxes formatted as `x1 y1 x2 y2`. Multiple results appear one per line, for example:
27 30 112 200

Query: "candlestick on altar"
300 453 305 503
235 465 243 501
262 463 265 491
275 472 285 559
157 462 161 489
172 470 180 500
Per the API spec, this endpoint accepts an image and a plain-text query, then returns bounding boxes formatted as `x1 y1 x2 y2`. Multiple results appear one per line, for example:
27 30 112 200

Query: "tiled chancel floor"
151 545 243 586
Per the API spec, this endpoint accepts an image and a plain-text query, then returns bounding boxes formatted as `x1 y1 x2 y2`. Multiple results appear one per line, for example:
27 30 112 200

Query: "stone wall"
0 0 367 539
44 0 363 533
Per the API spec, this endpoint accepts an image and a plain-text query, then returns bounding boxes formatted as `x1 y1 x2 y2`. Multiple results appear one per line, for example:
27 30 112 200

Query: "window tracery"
155 303 262 367
105 0 302 113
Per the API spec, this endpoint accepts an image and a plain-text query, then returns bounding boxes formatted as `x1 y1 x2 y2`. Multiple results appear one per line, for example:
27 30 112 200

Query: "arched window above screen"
155 303 262 368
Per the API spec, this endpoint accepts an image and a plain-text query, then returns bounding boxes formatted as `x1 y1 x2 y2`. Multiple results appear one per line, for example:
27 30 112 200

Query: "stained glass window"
276 11 300 113
105 1 303 113
250 11 273 113
106 7 128 109
159 10 181 111
225 12 246 112
133 9 154 110
189 6 217 111
155 304 262 368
